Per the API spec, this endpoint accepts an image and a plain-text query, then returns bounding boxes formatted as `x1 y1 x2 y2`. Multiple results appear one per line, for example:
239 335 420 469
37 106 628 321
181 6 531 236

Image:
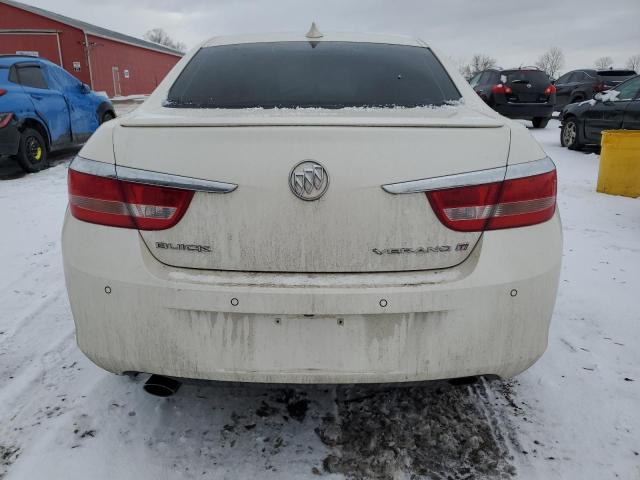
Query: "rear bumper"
62 211 562 384
0 124 20 156
494 102 554 120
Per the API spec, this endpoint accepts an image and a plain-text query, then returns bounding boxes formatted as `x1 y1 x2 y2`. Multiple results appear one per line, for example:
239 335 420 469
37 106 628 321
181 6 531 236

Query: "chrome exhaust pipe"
143 375 181 397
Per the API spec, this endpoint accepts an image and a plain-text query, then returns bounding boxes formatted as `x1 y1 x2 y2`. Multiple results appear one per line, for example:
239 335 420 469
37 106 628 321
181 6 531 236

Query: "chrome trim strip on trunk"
381 156 555 194
381 166 506 194
115 165 237 193
504 156 556 180
69 156 117 178
69 156 238 193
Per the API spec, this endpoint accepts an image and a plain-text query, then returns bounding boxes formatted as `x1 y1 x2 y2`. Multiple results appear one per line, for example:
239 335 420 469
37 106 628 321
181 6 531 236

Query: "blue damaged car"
0 55 115 172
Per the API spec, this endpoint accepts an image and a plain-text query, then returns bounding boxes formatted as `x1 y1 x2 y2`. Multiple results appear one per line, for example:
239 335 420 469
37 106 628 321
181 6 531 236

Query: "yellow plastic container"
597 130 640 198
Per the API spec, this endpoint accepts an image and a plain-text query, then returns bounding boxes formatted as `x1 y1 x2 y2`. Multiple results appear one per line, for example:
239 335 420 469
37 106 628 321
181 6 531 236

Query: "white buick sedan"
62 29 561 390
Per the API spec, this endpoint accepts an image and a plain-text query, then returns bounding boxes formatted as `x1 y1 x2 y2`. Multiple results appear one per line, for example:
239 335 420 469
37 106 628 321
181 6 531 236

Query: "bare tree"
535 47 565 80
594 56 614 70
459 54 498 80
626 54 640 72
458 63 474 80
143 28 186 52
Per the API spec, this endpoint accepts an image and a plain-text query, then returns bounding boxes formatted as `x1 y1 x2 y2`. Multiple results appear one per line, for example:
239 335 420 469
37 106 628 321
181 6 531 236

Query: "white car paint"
62 32 561 383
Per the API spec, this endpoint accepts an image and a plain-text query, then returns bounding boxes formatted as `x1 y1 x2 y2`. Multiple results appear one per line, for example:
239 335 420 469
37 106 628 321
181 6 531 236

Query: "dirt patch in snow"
0 445 20 479
317 378 517 479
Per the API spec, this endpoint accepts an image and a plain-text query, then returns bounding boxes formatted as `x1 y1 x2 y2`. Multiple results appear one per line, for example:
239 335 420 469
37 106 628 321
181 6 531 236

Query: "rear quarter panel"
0 76 52 146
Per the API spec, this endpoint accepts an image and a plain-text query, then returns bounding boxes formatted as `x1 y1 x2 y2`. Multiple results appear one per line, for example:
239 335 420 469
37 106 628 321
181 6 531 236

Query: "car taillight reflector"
491 84 513 94
544 84 557 95
427 169 557 232
0 89 7 96
68 169 194 230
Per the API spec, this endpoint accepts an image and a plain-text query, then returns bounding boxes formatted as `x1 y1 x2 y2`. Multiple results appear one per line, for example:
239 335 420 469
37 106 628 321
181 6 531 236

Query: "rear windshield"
501 70 550 86
598 70 636 77
166 42 461 109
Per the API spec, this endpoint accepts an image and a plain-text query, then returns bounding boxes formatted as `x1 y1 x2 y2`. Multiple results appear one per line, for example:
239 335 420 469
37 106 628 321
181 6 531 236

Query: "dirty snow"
0 118 638 479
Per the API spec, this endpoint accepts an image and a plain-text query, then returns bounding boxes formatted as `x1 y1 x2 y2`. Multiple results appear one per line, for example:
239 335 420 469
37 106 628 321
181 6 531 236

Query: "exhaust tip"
143 374 181 397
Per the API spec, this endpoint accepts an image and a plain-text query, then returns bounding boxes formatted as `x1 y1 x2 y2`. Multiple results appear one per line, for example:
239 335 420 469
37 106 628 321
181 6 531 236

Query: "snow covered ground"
0 119 638 479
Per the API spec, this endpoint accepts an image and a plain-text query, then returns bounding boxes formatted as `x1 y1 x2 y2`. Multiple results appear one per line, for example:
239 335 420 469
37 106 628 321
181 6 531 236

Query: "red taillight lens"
593 82 606 93
0 112 13 128
427 182 502 232
427 170 557 232
0 89 7 96
491 84 512 95
68 169 194 230
544 84 557 95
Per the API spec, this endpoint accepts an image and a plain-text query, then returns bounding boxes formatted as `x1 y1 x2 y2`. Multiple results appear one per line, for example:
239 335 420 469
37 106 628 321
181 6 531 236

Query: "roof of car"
0 55 56 67
564 68 634 74
503 67 544 72
596 69 636 74
202 32 427 49
479 67 545 73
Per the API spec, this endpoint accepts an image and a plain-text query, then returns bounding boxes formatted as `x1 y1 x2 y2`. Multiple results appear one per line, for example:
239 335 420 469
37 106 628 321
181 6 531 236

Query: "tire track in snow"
317 378 519 479
0 285 66 342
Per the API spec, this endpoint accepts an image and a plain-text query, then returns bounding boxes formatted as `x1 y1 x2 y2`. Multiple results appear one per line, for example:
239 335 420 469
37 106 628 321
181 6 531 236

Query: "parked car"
560 75 640 150
62 31 561 392
554 69 637 111
469 67 556 128
0 55 115 172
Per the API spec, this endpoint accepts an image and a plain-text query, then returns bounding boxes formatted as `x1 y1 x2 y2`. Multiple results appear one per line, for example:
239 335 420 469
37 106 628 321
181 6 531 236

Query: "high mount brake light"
491 84 513 95
68 168 194 230
426 166 557 232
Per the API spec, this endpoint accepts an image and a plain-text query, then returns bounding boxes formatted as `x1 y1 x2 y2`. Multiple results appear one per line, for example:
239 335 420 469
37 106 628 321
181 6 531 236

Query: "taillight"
0 112 13 128
0 89 7 96
593 82 606 93
544 84 556 95
491 84 513 95
68 168 194 230
427 167 557 232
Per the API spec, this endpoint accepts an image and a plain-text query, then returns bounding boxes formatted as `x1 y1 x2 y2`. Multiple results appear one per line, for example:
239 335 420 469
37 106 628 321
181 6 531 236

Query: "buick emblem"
289 160 329 201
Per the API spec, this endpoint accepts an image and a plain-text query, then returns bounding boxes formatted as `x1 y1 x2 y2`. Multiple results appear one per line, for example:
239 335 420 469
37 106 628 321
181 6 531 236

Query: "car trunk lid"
114 107 510 272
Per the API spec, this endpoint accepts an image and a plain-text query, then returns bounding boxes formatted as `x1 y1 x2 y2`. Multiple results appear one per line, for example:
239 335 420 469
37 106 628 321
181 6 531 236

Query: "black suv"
469 68 556 128
554 69 637 110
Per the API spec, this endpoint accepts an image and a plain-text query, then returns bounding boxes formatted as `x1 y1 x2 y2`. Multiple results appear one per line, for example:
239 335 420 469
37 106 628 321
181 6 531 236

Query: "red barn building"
0 0 183 97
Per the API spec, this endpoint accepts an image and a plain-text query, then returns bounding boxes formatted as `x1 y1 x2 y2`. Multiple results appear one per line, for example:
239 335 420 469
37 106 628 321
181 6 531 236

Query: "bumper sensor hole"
230 297 239 306
510 289 518 297
337 318 344 326
275 318 282 325
379 299 388 308
104 286 111 295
